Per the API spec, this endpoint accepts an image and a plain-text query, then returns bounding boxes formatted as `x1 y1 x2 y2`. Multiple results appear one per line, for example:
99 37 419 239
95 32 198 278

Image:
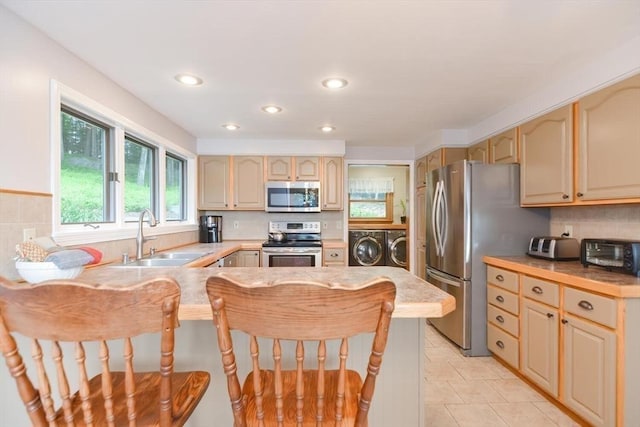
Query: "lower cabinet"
237 250 260 267
323 247 345 266
521 298 559 396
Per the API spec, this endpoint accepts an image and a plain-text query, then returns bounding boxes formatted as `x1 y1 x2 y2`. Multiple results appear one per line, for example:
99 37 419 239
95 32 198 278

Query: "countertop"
79 242 455 320
484 255 640 298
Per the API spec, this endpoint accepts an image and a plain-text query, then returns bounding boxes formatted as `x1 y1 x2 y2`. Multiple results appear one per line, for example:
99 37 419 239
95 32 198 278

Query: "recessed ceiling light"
174 73 203 86
320 125 335 133
261 105 283 114
321 78 348 89
222 123 240 131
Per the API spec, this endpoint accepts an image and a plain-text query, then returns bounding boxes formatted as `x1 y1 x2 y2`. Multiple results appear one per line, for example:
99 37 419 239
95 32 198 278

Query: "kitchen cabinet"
489 127 518 163
266 156 320 181
521 291 559 396
415 187 426 279
322 157 343 210
425 147 468 174
237 250 260 267
467 140 489 163
323 247 345 266
577 74 640 201
233 156 265 209
486 266 519 369
415 156 427 188
520 105 573 205
198 156 230 209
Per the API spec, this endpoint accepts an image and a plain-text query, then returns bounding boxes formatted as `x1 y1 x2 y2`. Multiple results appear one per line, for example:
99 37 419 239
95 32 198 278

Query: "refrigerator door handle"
427 268 461 287
440 180 448 253
432 180 443 256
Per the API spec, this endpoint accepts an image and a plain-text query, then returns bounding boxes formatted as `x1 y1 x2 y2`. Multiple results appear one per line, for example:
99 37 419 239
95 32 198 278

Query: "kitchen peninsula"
0 247 455 427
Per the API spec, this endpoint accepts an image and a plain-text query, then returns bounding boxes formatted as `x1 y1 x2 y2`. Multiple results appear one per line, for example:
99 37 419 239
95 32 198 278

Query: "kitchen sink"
111 252 204 267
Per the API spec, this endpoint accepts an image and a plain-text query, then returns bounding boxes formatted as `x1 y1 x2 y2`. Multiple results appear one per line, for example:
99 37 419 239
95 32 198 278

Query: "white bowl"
15 261 84 284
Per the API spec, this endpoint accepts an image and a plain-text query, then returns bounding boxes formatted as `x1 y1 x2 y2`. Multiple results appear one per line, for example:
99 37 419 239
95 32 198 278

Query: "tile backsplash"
550 204 640 242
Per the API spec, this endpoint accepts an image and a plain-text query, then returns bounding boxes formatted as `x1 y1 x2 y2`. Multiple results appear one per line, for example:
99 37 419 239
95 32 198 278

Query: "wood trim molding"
0 188 52 197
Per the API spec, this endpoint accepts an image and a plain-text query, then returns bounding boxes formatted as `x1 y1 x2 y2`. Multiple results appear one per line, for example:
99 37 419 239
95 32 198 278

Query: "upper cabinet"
489 128 518 163
198 156 230 209
266 156 320 181
322 157 343 210
520 105 574 205
415 156 427 188
233 156 265 210
577 74 640 202
467 140 489 163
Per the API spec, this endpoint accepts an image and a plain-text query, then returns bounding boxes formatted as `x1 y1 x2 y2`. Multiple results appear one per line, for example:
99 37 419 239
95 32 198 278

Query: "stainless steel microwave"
265 181 321 212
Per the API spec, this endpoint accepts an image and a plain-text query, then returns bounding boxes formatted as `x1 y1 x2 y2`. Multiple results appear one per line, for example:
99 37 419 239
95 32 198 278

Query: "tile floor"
423 323 583 426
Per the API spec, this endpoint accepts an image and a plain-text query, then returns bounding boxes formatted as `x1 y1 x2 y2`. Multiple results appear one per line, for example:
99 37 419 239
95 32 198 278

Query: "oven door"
262 247 322 267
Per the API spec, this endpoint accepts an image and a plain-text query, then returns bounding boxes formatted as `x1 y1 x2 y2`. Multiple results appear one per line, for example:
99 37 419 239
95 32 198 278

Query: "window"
166 153 187 221
53 80 195 244
60 108 114 224
348 177 395 223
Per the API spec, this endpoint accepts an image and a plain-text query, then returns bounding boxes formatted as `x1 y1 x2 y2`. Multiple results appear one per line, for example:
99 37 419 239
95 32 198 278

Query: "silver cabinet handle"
496 340 505 349
496 315 504 323
578 300 594 311
330 252 338 258
496 274 504 282
495 295 504 303
532 286 543 294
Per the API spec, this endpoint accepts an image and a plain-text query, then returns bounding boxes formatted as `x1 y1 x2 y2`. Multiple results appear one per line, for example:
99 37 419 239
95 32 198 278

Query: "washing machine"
349 230 386 266
386 230 407 269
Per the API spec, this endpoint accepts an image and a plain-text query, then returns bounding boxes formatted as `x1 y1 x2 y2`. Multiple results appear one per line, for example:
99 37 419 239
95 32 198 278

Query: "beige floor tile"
486 378 546 402
449 357 505 380
490 401 557 426
446 403 508 427
425 380 464 404
448 379 506 403
533 401 584 427
425 361 465 382
425 404 460 427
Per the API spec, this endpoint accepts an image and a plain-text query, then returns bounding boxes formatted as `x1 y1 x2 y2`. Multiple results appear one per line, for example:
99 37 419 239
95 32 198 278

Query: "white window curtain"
348 177 394 194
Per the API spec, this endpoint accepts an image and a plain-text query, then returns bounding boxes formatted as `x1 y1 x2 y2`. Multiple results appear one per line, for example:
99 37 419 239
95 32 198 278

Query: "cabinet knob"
532 286 543 294
577 192 584 197
495 295 505 303
562 194 569 199
547 312 554 318
562 319 568 324
330 252 338 258
495 274 504 282
496 340 505 349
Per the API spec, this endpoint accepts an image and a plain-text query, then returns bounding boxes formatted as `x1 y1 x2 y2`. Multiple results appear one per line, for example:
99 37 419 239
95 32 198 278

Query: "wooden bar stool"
0 276 210 426
206 274 396 426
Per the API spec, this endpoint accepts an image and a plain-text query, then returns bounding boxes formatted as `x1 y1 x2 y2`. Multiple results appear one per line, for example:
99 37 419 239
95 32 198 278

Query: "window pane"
350 201 387 218
60 110 109 224
124 136 155 221
166 153 186 221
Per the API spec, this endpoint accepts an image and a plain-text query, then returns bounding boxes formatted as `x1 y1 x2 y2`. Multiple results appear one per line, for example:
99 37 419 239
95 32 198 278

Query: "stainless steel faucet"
136 209 158 260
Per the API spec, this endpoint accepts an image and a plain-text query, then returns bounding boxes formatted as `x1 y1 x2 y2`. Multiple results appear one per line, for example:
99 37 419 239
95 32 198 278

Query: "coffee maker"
199 215 222 243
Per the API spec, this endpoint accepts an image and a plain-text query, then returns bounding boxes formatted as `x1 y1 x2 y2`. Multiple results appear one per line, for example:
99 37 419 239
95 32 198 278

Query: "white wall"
0 6 197 193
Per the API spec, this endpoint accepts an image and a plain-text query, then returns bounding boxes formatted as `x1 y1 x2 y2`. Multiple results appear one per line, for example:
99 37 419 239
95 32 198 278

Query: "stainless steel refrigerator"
426 160 549 356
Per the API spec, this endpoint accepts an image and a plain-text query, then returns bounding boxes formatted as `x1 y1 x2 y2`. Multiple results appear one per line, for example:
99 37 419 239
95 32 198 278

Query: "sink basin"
150 252 204 260
112 258 191 268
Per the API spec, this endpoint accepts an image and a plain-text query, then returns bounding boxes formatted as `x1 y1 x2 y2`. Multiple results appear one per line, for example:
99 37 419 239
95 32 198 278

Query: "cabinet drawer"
487 304 519 337
564 287 617 329
487 266 519 293
522 276 559 307
488 284 519 315
323 248 345 262
488 323 519 369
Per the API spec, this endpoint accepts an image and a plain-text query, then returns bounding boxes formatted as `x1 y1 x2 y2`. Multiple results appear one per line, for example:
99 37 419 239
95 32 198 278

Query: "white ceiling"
2 0 640 148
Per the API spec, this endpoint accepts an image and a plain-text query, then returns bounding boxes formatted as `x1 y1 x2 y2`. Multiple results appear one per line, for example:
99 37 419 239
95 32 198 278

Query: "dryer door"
389 235 407 267
352 235 384 266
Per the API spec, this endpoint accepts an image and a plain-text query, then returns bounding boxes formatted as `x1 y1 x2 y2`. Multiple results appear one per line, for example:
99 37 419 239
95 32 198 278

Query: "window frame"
165 151 188 222
51 80 197 245
348 192 394 224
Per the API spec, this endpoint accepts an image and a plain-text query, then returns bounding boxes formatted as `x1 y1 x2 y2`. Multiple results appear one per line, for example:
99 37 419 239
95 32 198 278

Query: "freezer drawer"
426 268 470 350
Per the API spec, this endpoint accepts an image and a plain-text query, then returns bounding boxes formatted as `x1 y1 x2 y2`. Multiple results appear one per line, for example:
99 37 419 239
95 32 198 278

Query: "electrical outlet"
233 221 239 229
23 228 36 241
322 221 328 230
563 225 573 237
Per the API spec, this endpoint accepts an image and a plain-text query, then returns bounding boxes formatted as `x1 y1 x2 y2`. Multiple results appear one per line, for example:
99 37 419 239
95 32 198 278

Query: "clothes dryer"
349 230 386 266
386 230 407 269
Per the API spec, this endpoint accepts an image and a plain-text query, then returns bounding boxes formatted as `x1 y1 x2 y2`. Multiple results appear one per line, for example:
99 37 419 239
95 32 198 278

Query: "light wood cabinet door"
467 140 489 163
237 250 260 267
563 313 616 427
295 157 320 180
415 156 427 188
266 156 292 180
198 156 230 209
490 128 518 163
442 147 468 166
415 187 426 279
233 156 264 209
322 157 343 210
426 150 442 173
520 105 573 205
577 74 640 201
323 247 345 266
521 298 559 396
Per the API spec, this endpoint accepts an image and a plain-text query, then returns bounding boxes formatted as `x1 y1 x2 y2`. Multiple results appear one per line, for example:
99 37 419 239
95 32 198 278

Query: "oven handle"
262 247 322 254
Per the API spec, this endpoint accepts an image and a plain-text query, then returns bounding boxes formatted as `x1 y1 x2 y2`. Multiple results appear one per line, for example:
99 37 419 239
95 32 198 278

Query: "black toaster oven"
581 238 640 276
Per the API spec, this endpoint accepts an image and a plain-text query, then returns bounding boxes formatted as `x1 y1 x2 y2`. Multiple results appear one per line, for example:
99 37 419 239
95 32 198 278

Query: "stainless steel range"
262 221 322 267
